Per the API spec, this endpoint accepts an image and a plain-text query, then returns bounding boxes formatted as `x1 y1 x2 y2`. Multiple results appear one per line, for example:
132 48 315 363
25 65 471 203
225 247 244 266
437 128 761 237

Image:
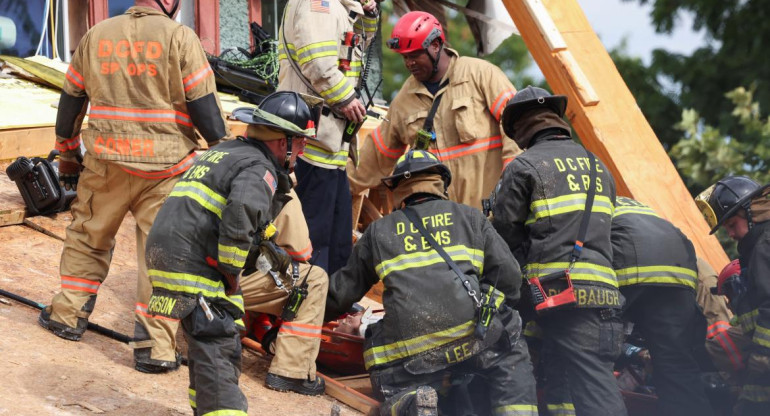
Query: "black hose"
0 288 132 344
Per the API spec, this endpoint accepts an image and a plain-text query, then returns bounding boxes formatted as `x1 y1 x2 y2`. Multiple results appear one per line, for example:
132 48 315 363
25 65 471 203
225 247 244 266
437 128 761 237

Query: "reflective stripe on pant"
50 154 180 362
622 286 713 416
371 335 538 415
240 262 329 379
294 159 352 275
184 300 247 416
538 308 627 416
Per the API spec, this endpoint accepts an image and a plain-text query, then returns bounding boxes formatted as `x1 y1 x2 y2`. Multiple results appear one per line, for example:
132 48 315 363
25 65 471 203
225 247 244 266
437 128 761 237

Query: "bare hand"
338 99 366 123
361 0 377 14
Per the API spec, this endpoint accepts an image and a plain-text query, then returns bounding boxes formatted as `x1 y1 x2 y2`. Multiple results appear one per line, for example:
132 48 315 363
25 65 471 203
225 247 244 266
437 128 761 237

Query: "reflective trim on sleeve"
613 205 660 218
168 180 227 219
372 126 406 159
546 403 576 416
714 330 745 371
56 135 82 152
706 320 731 338
296 40 338 65
61 275 101 294
149 269 245 313
218 243 249 269
319 76 354 105
490 89 516 121
615 265 697 289
526 261 618 287
361 17 378 32
740 384 770 403
492 404 539 416
89 106 193 127
302 143 349 166
436 136 502 162
374 244 484 281
526 194 614 225
754 325 770 349
363 320 475 369
738 309 759 333
183 63 214 93
65 65 84 89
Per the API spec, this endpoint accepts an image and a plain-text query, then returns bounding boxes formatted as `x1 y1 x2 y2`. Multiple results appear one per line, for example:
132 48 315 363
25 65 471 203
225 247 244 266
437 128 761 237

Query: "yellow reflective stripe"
526 194 614 225
169 181 227 219
296 40 337 65
361 17 378 33
302 143 349 166
741 384 770 402
546 403 576 416
493 404 539 416
364 320 475 369
754 325 770 348
613 205 660 217
149 269 244 313
217 243 248 268
374 245 484 281
200 410 248 416
189 388 196 408
320 77 354 104
615 265 697 289
527 261 618 287
738 309 759 333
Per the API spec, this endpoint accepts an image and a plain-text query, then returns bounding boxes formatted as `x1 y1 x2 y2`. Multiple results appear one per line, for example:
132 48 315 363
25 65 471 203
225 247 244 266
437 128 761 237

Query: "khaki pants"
48 155 180 363
240 262 328 379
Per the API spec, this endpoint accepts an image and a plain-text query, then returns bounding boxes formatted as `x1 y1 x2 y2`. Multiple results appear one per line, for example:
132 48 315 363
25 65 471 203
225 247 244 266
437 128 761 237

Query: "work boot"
134 351 182 374
414 385 438 416
265 373 325 396
38 307 86 341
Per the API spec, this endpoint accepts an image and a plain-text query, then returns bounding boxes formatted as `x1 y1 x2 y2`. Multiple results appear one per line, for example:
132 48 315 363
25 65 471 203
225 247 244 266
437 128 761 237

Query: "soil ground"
0 162 361 416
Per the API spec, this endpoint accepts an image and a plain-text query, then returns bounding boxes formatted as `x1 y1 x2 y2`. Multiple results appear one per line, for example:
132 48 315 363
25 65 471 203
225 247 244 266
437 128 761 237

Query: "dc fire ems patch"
310 0 330 13
263 170 277 195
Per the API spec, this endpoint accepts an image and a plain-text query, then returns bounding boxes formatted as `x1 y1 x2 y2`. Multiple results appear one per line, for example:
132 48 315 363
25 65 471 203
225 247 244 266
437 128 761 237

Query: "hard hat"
387 11 445 54
715 259 741 296
695 176 768 234
231 91 316 139
501 86 567 138
381 149 451 190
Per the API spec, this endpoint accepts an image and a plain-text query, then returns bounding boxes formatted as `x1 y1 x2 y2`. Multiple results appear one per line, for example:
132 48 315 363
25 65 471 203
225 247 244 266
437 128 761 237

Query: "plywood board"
0 78 62 130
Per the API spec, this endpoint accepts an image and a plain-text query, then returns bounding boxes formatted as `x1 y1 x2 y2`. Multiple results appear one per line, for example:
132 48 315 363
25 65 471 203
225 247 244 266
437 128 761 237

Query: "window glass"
0 0 46 57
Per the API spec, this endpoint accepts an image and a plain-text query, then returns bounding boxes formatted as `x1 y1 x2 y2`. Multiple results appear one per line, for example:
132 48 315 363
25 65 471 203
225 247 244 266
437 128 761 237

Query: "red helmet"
387 11 446 54
715 259 741 296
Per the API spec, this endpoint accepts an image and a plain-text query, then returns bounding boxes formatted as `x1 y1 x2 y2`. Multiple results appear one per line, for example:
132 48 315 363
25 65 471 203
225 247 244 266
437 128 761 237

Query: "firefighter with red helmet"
326 150 538 416
696 176 770 415
491 86 627 415
347 11 521 211
38 0 230 374
142 91 314 415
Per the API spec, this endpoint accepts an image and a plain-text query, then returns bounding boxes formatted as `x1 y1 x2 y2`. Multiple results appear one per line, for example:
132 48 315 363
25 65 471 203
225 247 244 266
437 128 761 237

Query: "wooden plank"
0 127 56 160
501 0 729 272
317 372 380 416
0 162 26 226
334 374 374 397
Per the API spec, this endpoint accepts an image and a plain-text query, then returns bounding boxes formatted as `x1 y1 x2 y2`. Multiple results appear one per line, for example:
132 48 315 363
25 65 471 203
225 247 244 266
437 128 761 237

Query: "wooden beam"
501 0 729 271
317 372 380 416
0 127 55 160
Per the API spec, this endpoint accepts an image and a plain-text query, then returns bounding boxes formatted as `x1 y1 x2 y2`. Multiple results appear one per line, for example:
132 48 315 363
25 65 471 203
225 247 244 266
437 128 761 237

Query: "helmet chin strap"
154 0 180 18
284 136 293 171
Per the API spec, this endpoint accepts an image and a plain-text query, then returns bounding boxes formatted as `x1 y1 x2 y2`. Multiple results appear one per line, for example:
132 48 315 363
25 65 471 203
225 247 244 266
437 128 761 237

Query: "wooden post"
500 0 729 271
195 0 220 55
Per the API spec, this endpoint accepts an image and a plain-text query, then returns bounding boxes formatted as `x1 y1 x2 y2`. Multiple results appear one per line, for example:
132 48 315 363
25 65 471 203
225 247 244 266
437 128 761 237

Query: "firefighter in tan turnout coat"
39 0 230 374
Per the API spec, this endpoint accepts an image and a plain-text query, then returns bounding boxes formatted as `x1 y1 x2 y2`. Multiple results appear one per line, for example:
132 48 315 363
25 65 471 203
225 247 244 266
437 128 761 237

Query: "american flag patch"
310 0 330 13
263 170 277 195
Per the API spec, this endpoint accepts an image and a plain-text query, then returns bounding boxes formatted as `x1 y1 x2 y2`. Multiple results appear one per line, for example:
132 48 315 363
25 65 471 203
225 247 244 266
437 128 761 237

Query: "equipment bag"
5 150 76 216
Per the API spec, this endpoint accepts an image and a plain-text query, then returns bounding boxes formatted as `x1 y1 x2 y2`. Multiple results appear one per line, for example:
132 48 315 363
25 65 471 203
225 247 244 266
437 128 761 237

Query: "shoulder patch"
263 170 277 195
310 0 330 13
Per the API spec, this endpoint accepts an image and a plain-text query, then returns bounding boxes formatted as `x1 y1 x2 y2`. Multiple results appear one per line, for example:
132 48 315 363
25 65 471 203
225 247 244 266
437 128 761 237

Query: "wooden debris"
317 371 380 416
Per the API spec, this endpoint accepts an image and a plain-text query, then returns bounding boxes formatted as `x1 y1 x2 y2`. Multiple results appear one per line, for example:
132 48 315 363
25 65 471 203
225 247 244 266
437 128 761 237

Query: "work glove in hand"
746 352 770 376
58 154 82 191
258 240 291 273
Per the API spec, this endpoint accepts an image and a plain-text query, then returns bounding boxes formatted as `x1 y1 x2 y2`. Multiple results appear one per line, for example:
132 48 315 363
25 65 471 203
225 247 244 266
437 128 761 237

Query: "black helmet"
695 176 769 234
501 86 567 138
381 150 451 190
231 91 316 139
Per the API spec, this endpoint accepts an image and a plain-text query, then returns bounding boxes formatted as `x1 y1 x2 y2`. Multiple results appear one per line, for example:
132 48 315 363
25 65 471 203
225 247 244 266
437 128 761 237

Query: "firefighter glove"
258 240 292 274
747 352 770 376
58 155 82 191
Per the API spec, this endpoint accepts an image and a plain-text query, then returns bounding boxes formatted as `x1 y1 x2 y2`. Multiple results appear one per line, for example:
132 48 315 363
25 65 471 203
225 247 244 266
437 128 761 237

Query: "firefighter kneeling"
326 150 538 416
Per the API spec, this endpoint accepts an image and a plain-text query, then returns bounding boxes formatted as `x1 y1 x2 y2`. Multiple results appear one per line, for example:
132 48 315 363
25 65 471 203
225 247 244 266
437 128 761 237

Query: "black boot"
265 373 325 396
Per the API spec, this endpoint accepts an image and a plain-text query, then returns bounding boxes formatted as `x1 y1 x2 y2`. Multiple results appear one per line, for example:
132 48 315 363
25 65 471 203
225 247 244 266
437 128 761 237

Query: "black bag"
6 150 76 216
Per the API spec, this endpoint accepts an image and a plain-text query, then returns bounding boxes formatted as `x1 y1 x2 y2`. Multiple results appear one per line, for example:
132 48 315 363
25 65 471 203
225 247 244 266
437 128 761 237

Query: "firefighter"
326 150 538 416
696 176 770 415
38 0 230 374
142 91 315 415
239 187 329 396
347 11 521 211
491 86 627 415
277 0 379 274
611 196 713 416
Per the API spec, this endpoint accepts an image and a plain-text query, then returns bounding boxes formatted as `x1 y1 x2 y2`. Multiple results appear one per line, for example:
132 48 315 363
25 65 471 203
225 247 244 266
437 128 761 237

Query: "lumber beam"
501 0 729 271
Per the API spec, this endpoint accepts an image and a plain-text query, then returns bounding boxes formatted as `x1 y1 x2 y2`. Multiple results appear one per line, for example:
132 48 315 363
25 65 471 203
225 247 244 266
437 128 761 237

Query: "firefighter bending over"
143 91 315 416
326 150 538 416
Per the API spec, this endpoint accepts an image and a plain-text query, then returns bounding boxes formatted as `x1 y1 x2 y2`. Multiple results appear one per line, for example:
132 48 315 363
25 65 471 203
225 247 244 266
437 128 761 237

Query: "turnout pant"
371 337 538 416
622 286 713 416
538 308 627 416
240 262 328 379
183 298 247 416
47 155 179 364
294 159 352 275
